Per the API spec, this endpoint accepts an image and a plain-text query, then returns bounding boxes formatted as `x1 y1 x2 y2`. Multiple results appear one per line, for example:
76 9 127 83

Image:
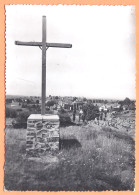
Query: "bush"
58 112 71 126
119 98 132 107
129 103 135 110
28 105 41 113
16 108 23 112
16 111 30 123
12 111 30 128
6 107 17 118
22 103 27 108
82 103 99 121
58 108 67 114
46 100 56 107
36 100 39 104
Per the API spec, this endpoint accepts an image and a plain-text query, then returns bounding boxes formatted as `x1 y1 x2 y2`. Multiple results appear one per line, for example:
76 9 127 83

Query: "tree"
83 98 87 102
129 102 135 110
27 99 31 104
82 103 99 121
46 100 56 107
88 99 92 104
118 98 131 106
123 97 131 105
36 100 39 104
118 100 123 105
104 100 108 104
55 96 59 100
73 97 77 101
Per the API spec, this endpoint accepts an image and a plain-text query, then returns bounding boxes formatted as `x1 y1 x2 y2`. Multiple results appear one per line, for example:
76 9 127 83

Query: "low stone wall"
26 114 59 156
88 111 135 132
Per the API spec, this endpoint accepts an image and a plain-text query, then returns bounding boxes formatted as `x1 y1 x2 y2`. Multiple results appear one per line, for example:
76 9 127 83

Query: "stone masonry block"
47 137 59 142
49 130 59 137
26 114 60 156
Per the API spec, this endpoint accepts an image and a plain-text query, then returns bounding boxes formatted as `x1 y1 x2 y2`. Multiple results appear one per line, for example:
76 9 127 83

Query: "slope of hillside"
5 116 135 191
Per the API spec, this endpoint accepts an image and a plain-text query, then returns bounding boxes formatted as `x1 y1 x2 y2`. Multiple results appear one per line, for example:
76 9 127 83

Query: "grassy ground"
4 120 135 191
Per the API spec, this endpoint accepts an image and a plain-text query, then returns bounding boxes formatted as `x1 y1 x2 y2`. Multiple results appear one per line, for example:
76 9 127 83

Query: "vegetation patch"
5 123 135 191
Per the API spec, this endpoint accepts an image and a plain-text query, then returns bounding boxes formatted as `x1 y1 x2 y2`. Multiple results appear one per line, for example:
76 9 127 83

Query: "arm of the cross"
15 41 42 46
46 43 72 48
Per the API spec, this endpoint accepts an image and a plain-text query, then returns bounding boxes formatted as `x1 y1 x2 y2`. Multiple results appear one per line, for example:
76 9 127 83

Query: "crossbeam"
15 41 42 46
15 41 72 48
47 43 72 48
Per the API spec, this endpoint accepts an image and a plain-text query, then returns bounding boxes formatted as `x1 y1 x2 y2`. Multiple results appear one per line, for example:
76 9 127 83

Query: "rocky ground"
77 110 135 139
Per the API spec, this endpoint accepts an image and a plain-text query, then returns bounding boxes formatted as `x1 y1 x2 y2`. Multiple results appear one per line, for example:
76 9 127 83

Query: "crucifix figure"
15 16 72 115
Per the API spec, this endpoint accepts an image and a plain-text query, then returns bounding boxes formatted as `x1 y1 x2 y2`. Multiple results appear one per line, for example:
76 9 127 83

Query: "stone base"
26 114 60 156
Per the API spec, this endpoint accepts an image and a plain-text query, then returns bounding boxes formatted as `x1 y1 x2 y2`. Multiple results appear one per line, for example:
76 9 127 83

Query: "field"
4 113 135 191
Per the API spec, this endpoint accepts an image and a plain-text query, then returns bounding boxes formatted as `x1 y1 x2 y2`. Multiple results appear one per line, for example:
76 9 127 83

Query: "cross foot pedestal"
26 114 60 156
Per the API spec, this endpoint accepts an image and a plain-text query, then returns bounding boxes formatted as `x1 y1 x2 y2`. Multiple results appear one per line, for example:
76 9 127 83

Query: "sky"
5 5 135 100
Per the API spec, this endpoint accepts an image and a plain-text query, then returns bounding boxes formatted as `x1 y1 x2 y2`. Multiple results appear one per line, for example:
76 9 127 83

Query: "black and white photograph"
5 5 135 191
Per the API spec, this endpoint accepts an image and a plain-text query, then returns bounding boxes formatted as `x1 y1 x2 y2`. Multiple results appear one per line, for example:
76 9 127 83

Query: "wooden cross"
15 16 72 115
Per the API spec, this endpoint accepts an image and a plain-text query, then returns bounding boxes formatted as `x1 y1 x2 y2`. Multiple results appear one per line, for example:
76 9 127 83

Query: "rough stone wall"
88 111 135 132
26 118 59 156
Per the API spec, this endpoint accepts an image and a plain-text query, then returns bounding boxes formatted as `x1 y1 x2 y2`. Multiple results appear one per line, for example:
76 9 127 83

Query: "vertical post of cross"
41 16 46 115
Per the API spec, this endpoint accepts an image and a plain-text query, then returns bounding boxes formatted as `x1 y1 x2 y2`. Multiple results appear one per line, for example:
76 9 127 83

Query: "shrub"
16 111 30 123
16 108 23 112
46 100 56 107
82 103 99 121
119 98 132 107
22 103 27 108
58 112 71 126
129 103 135 110
36 100 39 104
12 111 30 128
59 108 67 114
6 107 17 118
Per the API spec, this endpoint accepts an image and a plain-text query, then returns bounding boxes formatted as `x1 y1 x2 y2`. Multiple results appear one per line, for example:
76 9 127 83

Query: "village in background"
6 94 135 129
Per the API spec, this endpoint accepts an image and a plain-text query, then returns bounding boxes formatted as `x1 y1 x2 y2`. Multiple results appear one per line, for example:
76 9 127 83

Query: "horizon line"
6 93 136 101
